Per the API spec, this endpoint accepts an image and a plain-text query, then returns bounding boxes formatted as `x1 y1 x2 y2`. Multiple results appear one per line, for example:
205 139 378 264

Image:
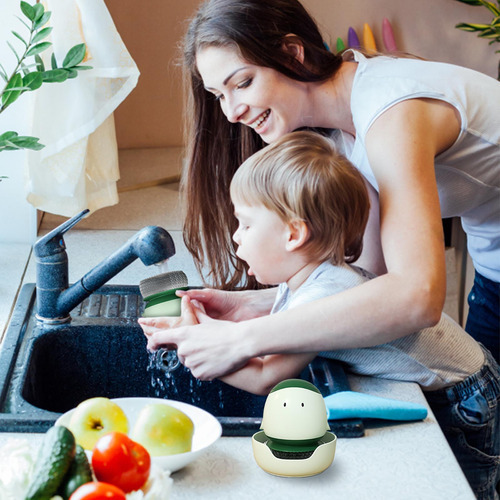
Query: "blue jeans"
466 271 500 364
426 346 500 500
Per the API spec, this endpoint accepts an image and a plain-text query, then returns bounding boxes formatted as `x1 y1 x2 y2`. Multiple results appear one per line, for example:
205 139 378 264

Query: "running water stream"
147 350 225 410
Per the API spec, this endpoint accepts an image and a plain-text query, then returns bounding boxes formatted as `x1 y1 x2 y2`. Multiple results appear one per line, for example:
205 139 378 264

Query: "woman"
143 2 499 380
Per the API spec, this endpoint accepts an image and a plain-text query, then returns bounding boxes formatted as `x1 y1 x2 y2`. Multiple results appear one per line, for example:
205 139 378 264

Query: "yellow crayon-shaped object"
363 23 377 53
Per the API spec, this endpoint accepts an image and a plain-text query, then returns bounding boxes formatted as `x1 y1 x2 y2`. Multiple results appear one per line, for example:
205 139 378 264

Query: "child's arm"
178 295 317 395
219 352 317 396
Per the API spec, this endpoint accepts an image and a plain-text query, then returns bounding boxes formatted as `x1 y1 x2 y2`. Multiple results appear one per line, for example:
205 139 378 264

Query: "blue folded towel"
324 391 428 421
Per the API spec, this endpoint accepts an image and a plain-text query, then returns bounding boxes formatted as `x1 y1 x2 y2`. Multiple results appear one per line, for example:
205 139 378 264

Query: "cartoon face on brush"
261 380 330 443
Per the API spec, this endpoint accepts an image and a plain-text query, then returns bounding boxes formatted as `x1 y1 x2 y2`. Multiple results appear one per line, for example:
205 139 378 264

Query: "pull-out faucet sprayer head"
34 209 176 323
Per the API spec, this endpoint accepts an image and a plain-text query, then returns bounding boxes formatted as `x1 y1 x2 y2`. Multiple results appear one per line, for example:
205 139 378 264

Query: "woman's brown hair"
182 0 343 289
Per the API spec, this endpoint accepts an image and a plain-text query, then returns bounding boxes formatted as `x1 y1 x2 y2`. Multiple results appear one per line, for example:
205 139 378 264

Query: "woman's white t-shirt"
338 51 500 282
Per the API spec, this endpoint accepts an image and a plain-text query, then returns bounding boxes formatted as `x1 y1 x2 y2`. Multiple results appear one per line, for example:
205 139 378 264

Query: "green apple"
68 397 129 450
130 403 194 456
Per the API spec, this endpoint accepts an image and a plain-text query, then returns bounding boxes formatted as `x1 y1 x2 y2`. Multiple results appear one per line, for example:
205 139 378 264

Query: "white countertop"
0 230 475 499
0 375 475 500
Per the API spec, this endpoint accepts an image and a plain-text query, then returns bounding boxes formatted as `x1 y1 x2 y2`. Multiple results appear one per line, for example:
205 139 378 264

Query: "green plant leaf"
6 73 23 89
454 1 500 19
26 41 52 58
33 2 45 23
11 31 28 47
33 11 51 31
20 1 36 21
41 68 69 83
0 130 44 151
32 27 53 44
478 28 499 37
65 68 78 79
7 41 20 63
0 131 19 142
73 65 93 71
34 54 45 72
10 135 44 150
15 15 31 31
3 86 31 91
0 142 19 151
484 1 500 16
1 73 23 107
21 62 41 73
51 52 57 69
3 86 31 92
23 72 43 91
62 43 86 68
467 22 494 30
0 134 44 151
0 64 8 82
454 0 484 4
20 61 30 76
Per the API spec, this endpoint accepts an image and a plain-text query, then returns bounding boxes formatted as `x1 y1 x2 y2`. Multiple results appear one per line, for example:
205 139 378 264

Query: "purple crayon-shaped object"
347 27 360 49
382 18 397 52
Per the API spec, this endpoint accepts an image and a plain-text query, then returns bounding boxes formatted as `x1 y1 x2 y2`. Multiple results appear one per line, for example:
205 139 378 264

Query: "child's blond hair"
230 131 370 264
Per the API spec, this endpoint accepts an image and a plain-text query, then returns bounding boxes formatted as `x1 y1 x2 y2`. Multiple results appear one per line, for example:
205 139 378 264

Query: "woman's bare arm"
356 179 387 276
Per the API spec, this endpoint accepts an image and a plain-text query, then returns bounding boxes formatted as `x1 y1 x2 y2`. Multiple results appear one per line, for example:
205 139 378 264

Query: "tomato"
69 481 126 500
91 431 151 493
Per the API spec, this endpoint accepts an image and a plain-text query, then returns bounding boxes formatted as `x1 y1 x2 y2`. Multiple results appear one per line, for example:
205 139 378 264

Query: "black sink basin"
0 283 364 437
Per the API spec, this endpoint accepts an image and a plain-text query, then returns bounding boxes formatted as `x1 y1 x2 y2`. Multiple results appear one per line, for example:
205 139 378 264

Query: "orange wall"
106 0 498 149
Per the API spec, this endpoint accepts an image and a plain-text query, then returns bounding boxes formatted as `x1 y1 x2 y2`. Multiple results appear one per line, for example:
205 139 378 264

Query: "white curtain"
26 0 140 216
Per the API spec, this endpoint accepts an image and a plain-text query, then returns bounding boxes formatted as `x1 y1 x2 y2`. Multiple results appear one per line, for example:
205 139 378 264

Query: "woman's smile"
196 46 309 143
248 109 270 131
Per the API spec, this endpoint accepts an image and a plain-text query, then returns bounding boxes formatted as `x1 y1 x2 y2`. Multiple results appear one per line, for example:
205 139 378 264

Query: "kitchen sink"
0 283 364 437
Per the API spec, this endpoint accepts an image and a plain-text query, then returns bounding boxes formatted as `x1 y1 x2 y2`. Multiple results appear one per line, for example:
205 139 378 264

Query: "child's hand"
139 295 200 347
179 294 200 326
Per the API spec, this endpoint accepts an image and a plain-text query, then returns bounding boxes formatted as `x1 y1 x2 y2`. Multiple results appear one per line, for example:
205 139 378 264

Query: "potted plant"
0 0 91 155
454 0 500 78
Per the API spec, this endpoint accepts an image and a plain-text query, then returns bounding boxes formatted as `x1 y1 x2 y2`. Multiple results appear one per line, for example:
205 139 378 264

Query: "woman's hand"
139 290 258 380
176 286 277 321
140 313 250 380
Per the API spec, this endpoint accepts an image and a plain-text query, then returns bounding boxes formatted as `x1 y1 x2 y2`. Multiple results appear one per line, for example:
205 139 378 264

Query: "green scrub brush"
139 270 188 317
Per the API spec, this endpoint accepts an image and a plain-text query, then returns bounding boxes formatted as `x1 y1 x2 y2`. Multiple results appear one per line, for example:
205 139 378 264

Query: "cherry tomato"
69 481 126 500
91 431 151 493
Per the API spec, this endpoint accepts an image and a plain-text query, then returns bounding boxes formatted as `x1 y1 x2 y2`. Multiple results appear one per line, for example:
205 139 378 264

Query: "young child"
175 130 499 498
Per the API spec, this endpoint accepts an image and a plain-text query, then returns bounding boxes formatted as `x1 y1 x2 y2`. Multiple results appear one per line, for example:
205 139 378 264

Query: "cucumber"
25 425 76 500
57 445 93 500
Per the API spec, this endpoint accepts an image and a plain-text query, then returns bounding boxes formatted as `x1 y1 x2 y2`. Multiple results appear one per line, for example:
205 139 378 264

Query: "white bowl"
56 397 222 472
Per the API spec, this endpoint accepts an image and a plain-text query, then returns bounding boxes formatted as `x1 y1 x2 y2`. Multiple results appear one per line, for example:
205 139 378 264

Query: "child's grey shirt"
270 260 484 391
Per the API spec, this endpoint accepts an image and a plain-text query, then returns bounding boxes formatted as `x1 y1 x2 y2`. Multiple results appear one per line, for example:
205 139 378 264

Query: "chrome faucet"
34 209 176 324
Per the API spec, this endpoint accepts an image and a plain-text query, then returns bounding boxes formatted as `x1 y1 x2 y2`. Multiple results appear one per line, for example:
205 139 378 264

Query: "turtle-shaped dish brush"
139 270 188 317
252 379 336 477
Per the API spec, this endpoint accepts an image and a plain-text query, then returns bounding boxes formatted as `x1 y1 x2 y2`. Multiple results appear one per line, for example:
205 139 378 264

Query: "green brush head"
140 270 188 317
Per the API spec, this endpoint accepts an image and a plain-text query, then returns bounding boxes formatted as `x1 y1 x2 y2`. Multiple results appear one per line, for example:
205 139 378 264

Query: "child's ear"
281 34 305 65
286 219 310 252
